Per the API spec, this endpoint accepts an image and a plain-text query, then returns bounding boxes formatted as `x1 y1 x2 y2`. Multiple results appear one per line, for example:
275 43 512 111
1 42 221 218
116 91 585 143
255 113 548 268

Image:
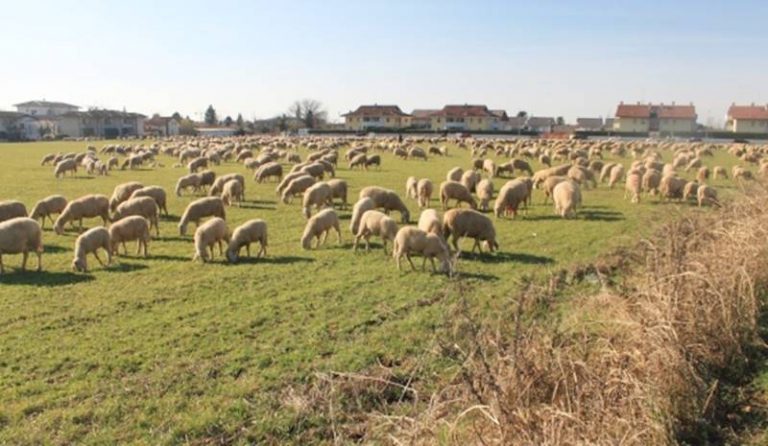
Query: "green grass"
0 139 744 444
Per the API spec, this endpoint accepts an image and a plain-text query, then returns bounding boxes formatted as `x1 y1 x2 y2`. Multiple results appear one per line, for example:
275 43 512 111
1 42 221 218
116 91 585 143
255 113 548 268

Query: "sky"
1 0 767 125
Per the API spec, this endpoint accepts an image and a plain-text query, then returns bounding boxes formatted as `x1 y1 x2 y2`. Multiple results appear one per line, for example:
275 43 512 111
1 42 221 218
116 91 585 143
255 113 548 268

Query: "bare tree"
288 99 327 129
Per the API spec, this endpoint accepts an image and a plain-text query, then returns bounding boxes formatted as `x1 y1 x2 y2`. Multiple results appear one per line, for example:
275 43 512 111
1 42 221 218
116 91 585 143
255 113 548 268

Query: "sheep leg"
430 257 437 273
405 254 417 271
35 251 42 271
21 250 28 271
93 251 106 266
353 235 360 252
2 253 8 273
421 256 428 271
382 240 388 256
79 218 84 232
245 244 251 258
123 242 128 255
136 241 142 256
335 226 342 245
364 235 371 252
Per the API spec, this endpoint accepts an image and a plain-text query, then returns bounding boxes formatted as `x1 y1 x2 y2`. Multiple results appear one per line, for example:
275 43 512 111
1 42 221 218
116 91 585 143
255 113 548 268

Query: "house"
144 116 180 137
14 100 79 117
526 116 556 133
613 102 697 133
342 105 411 131
576 117 604 131
726 103 768 133
504 116 527 131
410 109 438 129
58 109 146 138
430 105 503 131
604 118 615 130
0 111 53 140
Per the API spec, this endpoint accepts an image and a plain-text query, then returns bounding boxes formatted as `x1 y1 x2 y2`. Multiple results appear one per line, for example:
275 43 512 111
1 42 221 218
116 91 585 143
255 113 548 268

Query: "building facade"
342 105 411 131
613 102 697 133
58 110 146 138
14 100 79 117
144 116 180 137
726 104 768 133
430 105 505 131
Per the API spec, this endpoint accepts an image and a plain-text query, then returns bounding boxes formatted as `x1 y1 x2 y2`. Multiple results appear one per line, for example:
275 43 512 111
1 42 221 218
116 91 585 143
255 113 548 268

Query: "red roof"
433 105 495 118
615 103 651 118
657 105 696 119
615 103 696 119
728 104 768 120
343 105 409 117
411 109 439 119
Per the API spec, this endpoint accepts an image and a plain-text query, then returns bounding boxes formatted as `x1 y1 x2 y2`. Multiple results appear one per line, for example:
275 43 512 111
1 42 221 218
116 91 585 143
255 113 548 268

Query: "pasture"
0 138 745 443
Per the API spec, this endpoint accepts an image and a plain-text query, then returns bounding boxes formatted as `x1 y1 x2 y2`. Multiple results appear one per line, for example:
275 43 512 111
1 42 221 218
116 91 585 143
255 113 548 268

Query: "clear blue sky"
2 0 766 125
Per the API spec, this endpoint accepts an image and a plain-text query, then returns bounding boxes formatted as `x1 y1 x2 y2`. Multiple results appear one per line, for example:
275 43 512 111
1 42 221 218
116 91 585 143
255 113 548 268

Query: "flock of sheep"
0 134 763 276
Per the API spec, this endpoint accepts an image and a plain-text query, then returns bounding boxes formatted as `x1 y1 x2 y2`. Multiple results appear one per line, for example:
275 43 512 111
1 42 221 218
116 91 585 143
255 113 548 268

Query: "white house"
58 109 146 138
145 116 181 137
14 100 79 117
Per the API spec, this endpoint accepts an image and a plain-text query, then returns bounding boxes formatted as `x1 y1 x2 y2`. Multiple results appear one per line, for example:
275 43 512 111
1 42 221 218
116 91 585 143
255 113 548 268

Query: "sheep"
659 175 687 201
733 166 754 181
282 175 317 204
393 147 408 159
358 187 411 223
697 166 710 184
109 182 144 212
54 159 78 178
541 176 567 205
276 171 309 196
405 176 418 200
697 185 719 207
28 195 67 228
129 186 168 216
510 159 534 176
254 162 283 183
209 173 244 197
175 173 202 196
0 200 28 223
112 196 160 236
624 172 642 203
365 154 381 170
325 179 348 209
71 226 111 272
226 219 268 262
482 159 497 178
471 179 492 211
349 153 368 170
178 197 226 236
301 208 341 249
192 217 230 262
416 179 434 208
472 158 484 171
599 162 617 183
567 165 596 189
121 155 144 170
417 208 442 236
682 181 699 201
300 162 326 180
350 197 375 235
442 208 499 253
0 217 43 274
494 179 530 218
41 153 57 165
408 147 428 160
221 179 244 207
641 169 661 196
713 166 728 179
552 180 581 218
461 170 481 193
392 226 455 275
446 167 463 182
107 156 119 170
54 194 110 235
608 164 625 189
353 210 399 254
109 215 150 257
302 182 333 218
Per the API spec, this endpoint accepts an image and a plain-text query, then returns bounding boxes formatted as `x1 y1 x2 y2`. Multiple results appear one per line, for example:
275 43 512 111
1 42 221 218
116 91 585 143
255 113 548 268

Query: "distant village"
1 100 767 141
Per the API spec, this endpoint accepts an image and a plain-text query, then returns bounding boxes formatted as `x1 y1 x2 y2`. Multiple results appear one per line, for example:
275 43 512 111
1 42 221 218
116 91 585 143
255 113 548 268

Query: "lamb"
608 164 625 189
221 179 244 207
54 159 78 178
108 215 150 257
109 182 144 212
326 179 348 209
281 175 317 204
300 208 341 249
302 182 333 218
54 194 110 235
417 208 442 236
0 200 28 223
254 162 283 183
350 197 375 235
28 195 67 228
624 172 642 203
178 197 226 236
192 217 229 262
541 176 568 205
494 179 530 218
697 185 719 207
552 180 581 218
442 208 499 253
0 217 43 274
641 169 661 196
439 181 477 211
405 176 418 200
460 170 481 193
416 178 434 208
392 226 455 275
358 187 411 223
353 210 399 254
209 173 244 197
71 226 111 272
226 219 268 262
446 167 463 182
130 186 169 216
112 196 160 236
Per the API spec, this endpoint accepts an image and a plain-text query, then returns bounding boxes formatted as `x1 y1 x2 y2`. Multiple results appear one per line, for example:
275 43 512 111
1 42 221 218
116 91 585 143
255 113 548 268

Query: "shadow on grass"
149 254 193 262
157 236 188 242
238 202 275 210
459 251 555 265
580 209 625 222
105 262 149 273
0 270 94 286
43 245 70 253
457 271 500 281
235 256 314 265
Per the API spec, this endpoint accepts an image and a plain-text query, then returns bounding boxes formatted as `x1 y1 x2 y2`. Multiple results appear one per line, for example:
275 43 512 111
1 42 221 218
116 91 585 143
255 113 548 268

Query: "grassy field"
0 139 745 444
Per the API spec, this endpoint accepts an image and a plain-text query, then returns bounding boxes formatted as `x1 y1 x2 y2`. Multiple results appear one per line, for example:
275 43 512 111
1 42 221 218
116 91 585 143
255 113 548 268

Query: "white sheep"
109 215 150 257
176 173 202 197
130 186 168 216
193 217 230 262
446 167 463 182
226 219 268 263
350 197 375 235
54 159 78 178
301 208 341 249
475 179 494 212
178 197 226 236
326 179 348 209
552 180 582 218
254 162 283 183
282 175 316 204
0 200 28 223
625 172 642 203
443 208 499 252
72 226 111 272
0 217 43 274
405 176 418 200
54 194 110 235
302 182 333 219
416 179 433 208
221 179 244 207
209 173 244 198
417 209 442 237
112 196 160 236
440 181 477 210
392 226 455 275
29 195 67 228
697 185 719 207
353 210 399 254
358 187 410 223
109 182 144 212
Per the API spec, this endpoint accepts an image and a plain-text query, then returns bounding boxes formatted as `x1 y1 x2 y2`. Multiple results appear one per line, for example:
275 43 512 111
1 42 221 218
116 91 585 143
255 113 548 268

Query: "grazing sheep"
539 154 552 167
72 226 111 272
109 215 150 257
567 165 596 189
109 182 144 212
54 159 78 178
405 176 418 200
0 217 43 274
358 187 410 223
733 166 754 181
682 181 699 201
188 157 208 173
254 162 283 183
697 185 719 207
365 154 381 169
349 153 368 170
41 153 57 166
209 173 245 197
608 164 625 189
221 179 244 207
178 197 226 236
282 175 317 204
192 217 230 262
641 169 661 196
408 147 428 161
130 186 168 216
175 173 202 196
300 162 326 180
226 219 268 262
350 197 375 235
482 159 497 178
416 178 434 208
697 166 710 184
325 179 348 209
54 194 110 235
392 226 455 275
276 171 310 196
713 166 727 179
624 172 642 203
511 159 534 176
475 179 494 212
112 196 160 236
302 182 333 218
599 162 617 183
552 180 581 218
353 210 399 254
417 208 442 236
446 167 463 182
300 208 341 249
443 208 499 253
393 147 408 159
107 156 119 170
541 176 567 205
659 175 687 201
29 195 67 228
494 179 530 218
440 180 475 210
0 200 28 223
460 170 481 193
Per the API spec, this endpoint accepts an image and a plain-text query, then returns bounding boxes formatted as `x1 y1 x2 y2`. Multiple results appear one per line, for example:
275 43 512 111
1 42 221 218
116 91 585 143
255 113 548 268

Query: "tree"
236 113 244 129
204 105 217 125
516 111 528 118
171 111 182 120
278 114 288 132
556 116 565 126
223 116 233 127
287 99 327 129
